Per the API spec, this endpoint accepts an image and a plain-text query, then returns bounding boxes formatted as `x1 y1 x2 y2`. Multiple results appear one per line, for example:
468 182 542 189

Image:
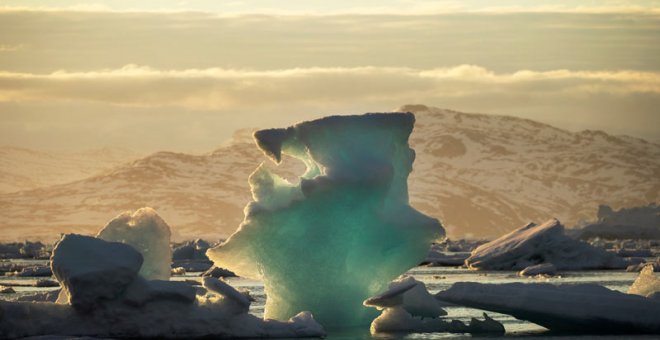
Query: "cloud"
0 1 659 15
0 44 23 52
1 64 658 110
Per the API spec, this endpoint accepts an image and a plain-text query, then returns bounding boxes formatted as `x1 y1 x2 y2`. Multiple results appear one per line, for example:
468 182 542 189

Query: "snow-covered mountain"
0 146 140 193
1 106 658 241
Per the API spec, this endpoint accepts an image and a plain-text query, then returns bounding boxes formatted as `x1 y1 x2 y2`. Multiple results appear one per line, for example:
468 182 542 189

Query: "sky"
1 1 659 152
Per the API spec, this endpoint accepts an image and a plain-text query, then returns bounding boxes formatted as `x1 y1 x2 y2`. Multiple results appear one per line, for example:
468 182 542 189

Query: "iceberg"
207 113 444 327
97 207 172 280
466 218 627 270
437 282 660 334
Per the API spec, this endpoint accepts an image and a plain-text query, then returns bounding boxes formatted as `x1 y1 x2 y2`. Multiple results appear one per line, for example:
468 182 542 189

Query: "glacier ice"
97 207 172 280
466 218 627 270
207 112 444 327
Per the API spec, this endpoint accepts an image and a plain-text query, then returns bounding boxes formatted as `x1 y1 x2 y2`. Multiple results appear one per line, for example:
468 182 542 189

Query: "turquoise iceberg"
207 112 444 328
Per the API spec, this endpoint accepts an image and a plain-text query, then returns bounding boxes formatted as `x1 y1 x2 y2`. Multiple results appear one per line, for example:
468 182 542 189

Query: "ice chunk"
466 218 627 270
97 207 172 280
369 306 503 334
437 281 660 334
50 234 143 311
202 266 237 278
207 113 444 327
425 247 470 266
203 277 253 314
123 277 196 306
575 204 660 240
2 233 325 338
518 263 557 277
364 279 417 309
388 276 446 318
628 265 660 298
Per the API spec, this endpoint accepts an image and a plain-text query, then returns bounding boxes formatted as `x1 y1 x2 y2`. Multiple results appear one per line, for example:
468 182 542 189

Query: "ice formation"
628 265 660 299
365 277 502 335
51 234 144 310
575 204 660 240
1 234 325 338
207 113 444 327
97 207 172 280
466 218 627 270
437 282 660 334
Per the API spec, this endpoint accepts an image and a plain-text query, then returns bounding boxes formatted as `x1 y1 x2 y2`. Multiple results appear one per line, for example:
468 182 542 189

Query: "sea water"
1 261 654 339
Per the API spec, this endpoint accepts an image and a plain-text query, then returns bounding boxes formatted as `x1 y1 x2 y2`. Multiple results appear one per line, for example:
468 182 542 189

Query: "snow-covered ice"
466 218 628 270
0 233 325 338
50 234 143 311
207 113 444 328
436 281 660 334
365 277 502 335
629 265 660 299
97 207 172 280
364 276 446 318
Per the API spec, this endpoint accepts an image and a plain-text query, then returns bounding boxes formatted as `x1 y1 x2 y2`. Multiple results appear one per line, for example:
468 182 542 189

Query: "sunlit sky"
1 0 659 152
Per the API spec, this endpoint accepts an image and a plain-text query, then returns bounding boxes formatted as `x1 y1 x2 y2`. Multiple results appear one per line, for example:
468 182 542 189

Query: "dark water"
1 261 652 339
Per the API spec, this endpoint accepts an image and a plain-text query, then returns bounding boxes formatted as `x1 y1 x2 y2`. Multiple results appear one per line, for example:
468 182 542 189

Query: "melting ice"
207 112 444 327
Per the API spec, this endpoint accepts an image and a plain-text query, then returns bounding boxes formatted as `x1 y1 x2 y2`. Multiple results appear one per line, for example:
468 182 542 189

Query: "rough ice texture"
50 234 143 311
365 277 501 335
97 207 172 280
437 282 660 334
466 218 627 270
628 265 660 298
207 113 444 328
370 307 504 335
2 233 325 338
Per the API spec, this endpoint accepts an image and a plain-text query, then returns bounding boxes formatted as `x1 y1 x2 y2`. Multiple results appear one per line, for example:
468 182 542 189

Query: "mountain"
1 106 658 241
0 146 140 193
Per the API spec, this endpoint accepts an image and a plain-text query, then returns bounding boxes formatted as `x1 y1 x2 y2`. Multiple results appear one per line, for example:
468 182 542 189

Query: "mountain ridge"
1 106 658 241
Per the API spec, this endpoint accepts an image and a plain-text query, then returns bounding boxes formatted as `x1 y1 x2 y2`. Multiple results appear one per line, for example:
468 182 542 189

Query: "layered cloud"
1 64 659 109
1 6 658 150
1 1 659 15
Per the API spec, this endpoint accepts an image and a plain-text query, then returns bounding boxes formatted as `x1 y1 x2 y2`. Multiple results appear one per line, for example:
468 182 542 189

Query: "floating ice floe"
436 281 660 334
207 113 444 328
97 207 172 280
365 276 503 335
628 265 660 299
466 218 628 270
0 234 325 338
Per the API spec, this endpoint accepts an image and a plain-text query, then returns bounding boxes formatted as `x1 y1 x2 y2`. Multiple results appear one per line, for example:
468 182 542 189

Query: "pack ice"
207 112 445 327
465 218 627 271
437 281 660 334
0 210 325 338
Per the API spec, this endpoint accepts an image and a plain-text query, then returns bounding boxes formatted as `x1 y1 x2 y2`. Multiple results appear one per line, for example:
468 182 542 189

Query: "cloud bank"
1 65 658 109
